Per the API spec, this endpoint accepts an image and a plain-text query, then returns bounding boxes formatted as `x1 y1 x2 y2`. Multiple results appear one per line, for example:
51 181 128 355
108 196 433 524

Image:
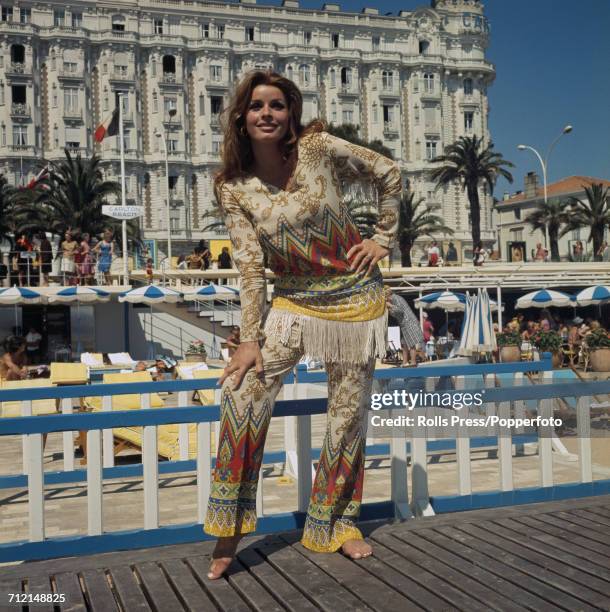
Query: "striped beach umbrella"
119 285 182 359
48 286 111 303
575 285 610 306
457 290 497 357
0 286 45 332
118 284 182 304
48 287 111 357
183 283 239 301
415 291 467 312
515 289 575 309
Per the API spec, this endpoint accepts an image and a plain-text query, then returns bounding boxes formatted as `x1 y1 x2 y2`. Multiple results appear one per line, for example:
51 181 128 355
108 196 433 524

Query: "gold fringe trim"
300 521 364 553
264 308 387 365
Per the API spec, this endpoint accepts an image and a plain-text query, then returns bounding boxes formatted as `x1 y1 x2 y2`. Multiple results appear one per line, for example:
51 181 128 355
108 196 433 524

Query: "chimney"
503 192 510 201
524 172 540 199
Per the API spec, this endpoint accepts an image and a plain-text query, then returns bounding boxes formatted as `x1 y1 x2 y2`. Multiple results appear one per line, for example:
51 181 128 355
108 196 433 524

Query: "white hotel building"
0 0 494 260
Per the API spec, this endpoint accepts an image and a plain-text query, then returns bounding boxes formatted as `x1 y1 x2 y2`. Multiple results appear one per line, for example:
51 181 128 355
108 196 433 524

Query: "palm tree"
430 135 514 248
562 183 610 260
24 149 128 240
201 198 227 234
524 199 569 262
326 123 394 159
398 192 454 267
0 173 21 246
345 197 378 239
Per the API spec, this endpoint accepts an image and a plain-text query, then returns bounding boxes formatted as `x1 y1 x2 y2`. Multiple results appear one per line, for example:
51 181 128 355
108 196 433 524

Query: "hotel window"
64 87 78 112
245 26 254 42
342 108 353 123
63 61 77 74
211 96 223 116
211 140 221 154
514 207 521 220
463 78 473 95
71 12 82 28
163 96 177 113
419 40 430 55
152 91 158 113
383 104 394 125
329 68 336 87
167 138 178 152
19 8 31 23
331 33 340 48
464 111 474 132
112 20 125 32
1 6 12 22
372 36 380 51
423 73 435 93
170 210 180 231
201 23 209 38
52 84 58 107
13 125 27 146
199 94 205 115
286 65 293 80
425 140 437 160
424 105 436 128
340 67 352 87
0 81 4 105
382 70 393 90
1 124 5 146
414 105 420 125
53 9 65 26
299 64 310 85
331 100 337 122
216 24 225 39
154 18 163 35
372 103 378 123
303 30 312 45
210 65 222 82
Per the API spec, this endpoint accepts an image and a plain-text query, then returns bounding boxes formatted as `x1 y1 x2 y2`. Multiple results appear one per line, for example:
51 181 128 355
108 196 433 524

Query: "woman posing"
205 71 401 578
93 230 114 284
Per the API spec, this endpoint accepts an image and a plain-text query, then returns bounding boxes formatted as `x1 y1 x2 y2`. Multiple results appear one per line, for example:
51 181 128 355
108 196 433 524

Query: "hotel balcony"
10 103 31 120
58 68 85 81
159 72 183 87
63 108 84 121
383 122 399 137
338 84 358 97
109 68 136 83
5 62 32 78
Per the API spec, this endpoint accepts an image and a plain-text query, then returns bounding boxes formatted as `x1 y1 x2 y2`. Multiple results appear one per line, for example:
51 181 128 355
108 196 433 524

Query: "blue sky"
289 0 610 195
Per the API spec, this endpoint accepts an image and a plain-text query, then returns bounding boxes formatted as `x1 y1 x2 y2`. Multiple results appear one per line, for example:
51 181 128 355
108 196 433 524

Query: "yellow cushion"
192 368 220 406
0 379 57 418
50 363 88 385
85 371 165 410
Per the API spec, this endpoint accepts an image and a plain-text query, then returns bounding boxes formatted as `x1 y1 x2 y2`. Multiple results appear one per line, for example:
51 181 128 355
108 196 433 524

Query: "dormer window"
419 40 430 55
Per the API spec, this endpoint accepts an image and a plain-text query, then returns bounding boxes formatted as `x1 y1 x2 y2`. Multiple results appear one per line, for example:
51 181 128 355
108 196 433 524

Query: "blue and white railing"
1 355 609 562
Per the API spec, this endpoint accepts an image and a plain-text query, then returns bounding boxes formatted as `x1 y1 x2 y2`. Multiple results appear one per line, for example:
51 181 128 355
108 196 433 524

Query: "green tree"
562 183 610 260
430 135 514 248
326 123 394 159
201 199 226 234
22 149 140 243
0 174 22 246
524 198 569 262
398 192 454 267
344 197 378 239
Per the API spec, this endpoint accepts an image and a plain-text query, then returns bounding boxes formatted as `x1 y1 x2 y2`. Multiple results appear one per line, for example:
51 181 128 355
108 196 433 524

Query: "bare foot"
341 539 372 559
207 535 242 579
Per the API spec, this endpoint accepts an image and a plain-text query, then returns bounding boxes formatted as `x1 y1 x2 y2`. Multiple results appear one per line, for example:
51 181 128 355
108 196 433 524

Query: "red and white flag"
26 165 49 189
94 107 120 143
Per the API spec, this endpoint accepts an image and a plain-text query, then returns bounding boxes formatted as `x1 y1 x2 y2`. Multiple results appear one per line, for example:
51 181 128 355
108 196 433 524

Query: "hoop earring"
239 125 248 137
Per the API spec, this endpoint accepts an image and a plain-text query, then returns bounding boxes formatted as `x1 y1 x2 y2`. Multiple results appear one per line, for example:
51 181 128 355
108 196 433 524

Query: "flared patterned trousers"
203 317 375 552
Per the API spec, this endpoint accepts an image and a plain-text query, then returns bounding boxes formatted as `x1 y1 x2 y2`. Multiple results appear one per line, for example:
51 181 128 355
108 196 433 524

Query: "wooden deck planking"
0 496 607 611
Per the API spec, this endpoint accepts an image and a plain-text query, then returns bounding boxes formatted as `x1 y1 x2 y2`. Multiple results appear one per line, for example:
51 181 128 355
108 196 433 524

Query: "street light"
155 107 177 269
517 125 573 247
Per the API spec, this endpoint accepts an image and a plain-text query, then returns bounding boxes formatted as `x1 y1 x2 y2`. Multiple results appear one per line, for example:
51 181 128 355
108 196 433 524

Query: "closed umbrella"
119 285 182 359
456 290 497 357
516 289 575 309
49 286 111 357
0 286 45 334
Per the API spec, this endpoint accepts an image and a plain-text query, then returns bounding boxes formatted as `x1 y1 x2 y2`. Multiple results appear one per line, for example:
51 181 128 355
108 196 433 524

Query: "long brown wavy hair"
214 70 324 198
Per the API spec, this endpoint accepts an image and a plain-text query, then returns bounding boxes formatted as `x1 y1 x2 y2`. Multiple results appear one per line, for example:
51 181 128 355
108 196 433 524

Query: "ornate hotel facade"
0 0 493 259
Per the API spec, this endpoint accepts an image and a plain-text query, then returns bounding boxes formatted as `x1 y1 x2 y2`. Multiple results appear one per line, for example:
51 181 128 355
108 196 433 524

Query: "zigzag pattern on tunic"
259 204 362 274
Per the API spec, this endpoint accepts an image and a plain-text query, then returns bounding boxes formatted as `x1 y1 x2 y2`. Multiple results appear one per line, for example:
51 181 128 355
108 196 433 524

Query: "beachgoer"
0 335 28 381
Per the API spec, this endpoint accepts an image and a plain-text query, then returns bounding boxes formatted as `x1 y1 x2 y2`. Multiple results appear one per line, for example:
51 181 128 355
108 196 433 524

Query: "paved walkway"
1 496 609 611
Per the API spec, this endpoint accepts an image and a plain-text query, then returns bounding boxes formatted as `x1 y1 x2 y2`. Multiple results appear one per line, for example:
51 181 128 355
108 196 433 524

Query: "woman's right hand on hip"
218 341 264 389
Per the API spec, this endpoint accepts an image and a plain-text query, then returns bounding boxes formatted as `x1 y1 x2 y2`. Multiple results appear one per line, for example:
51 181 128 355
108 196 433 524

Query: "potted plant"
496 330 522 362
585 328 610 372
530 329 563 367
185 340 207 362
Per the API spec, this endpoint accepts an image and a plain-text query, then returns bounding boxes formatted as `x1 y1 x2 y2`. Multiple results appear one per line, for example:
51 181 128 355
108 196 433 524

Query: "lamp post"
155 107 177 270
517 125 573 248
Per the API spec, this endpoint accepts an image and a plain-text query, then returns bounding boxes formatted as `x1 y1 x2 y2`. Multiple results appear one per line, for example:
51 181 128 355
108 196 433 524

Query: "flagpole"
118 95 129 286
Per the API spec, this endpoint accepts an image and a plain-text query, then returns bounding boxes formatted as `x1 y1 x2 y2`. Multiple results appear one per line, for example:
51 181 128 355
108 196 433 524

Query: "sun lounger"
107 352 137 366
0 379 58 418
50 363 88 386
80 353 105 367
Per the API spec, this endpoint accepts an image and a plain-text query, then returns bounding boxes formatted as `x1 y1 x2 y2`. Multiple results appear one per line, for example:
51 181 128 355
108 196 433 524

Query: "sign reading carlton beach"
102 205 145 220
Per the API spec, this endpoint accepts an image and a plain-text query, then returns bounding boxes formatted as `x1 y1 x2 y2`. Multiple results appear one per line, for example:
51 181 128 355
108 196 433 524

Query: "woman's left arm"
325 133 402 274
